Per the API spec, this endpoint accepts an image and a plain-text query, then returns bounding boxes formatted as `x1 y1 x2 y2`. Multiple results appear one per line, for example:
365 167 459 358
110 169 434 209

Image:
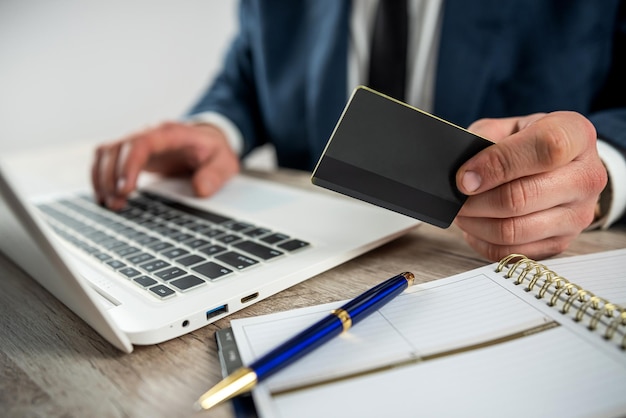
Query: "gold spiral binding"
590 302 617 331
562 289 594 314
550 282 583 308
603 305 626 341
496 254 526 271
497 255 551 292
575 296 604 322
537 272 566 299
498 254 626 350
526 266 549 292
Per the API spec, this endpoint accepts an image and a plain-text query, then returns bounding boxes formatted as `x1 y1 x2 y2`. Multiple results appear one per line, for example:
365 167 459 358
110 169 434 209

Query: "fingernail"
462 171 481 193
116 178 127 193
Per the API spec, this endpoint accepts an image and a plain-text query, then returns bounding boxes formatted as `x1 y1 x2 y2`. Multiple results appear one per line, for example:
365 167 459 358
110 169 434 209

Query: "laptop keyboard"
36 192 310 300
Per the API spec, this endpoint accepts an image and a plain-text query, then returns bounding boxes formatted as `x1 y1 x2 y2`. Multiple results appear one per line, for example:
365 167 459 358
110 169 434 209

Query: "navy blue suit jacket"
189 0 626 171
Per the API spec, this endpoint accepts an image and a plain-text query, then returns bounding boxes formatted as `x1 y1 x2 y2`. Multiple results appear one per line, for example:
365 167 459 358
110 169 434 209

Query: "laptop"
0 144 420 353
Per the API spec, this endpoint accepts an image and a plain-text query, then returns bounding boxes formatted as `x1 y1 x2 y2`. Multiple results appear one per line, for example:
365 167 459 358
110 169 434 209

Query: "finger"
467 116 521 142
466 113 545 143
457 112 596 195
457 163 599 218
191 146 240 197
455 203 592 248
113 122 198 196
114 140 133 195
115 122 215 191
461 230 576 262
91 145 106 205
95 143 126 209
113 137 152 198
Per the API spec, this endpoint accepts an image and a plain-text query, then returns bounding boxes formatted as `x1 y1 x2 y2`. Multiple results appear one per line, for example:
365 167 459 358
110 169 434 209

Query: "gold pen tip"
192 402 202 412
194 367 258 411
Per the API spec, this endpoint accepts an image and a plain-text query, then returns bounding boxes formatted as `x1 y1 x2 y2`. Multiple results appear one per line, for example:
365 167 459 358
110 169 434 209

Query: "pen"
194 271 415 411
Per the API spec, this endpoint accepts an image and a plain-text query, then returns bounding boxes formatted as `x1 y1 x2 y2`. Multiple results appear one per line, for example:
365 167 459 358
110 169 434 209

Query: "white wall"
0 0 238 153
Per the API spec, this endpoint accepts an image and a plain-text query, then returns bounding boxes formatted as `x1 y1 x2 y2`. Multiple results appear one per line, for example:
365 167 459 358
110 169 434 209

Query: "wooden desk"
2 169 625 418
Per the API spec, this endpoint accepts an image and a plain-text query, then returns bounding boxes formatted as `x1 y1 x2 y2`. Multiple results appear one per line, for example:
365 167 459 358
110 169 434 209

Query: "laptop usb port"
206 304 229 320
241 292 259 304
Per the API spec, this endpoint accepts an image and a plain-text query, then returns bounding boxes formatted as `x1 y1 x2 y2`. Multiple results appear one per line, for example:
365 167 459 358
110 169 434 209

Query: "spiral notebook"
228 249 626 418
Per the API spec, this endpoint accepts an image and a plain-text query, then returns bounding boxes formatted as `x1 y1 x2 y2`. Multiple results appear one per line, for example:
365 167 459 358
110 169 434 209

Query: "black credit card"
311 86 493 228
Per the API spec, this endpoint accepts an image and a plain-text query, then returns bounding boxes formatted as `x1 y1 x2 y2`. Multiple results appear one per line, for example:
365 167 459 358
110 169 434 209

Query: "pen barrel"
249 273 411 382
251 313 344 381
342 273 410 326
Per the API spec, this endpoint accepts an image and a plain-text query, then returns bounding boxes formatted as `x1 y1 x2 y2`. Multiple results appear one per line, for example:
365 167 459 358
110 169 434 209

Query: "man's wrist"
185 111 244 156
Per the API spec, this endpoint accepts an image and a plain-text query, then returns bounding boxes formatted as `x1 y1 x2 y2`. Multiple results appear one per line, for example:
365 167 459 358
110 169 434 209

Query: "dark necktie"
368 0 409 101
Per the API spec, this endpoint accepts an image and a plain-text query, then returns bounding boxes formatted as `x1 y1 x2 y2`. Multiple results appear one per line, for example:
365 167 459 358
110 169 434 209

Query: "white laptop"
0 144 419 353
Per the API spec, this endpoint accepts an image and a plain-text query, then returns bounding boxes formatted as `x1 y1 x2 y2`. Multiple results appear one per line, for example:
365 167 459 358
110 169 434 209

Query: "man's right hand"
91 121 240 210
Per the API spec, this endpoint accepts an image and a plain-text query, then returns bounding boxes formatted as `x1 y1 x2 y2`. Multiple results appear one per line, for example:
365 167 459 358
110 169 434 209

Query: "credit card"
311 86 493 228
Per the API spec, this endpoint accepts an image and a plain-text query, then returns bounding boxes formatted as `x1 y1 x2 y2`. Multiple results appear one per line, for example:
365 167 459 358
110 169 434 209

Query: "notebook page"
266 328 626 418
234 268 556 394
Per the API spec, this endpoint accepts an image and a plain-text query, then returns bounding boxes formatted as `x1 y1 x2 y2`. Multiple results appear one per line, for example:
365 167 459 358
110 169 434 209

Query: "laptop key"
155 267 187 281
133 235 160 246
192 262 233 280
223 221 254 232
170 275 206 292
154 225 179 237
148 284 176 299
184 238 211 249
215 251 259 270
198 244 227 256
77 242 99 254
139 259 171 272
106 259 126 270
261 233 290 244
133 275 158 288
176 254 206 267
148 241 174 252
201 227 227 238
93 252 112 262
126 252 155 265
244 227 272 238
170 232 195 243
278 239 310 252
216 234 243 245
184 221 210 232
161 247 190 260
100 239 126 250
119 267 142 278
113 245 141 257
233 241 283 260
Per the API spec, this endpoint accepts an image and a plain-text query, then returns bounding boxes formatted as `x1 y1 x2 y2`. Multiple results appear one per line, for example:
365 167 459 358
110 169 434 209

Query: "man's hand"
455 111 607 261
91 121 240 210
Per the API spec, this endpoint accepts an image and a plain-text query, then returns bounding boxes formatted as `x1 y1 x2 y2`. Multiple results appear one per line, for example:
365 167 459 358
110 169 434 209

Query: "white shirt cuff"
186 111 244 156
596 139 626 228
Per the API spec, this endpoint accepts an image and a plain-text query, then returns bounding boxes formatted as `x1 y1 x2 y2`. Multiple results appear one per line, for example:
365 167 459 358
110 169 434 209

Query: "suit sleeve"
588 1 626 152
587 1 626 224
186 0 266 157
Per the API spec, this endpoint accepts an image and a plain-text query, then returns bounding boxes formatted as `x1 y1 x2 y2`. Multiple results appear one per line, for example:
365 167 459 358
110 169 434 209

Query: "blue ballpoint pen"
194 271 415 411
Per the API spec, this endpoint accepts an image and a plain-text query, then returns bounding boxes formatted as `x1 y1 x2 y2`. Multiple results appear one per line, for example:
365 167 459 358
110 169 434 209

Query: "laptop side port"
241 292 259 304
206 304 229 321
